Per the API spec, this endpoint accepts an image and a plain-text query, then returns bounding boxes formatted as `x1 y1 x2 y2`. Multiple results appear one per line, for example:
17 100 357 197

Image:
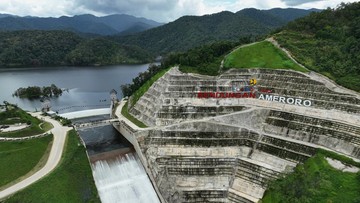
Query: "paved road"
114 100 145 131
0 112 72 200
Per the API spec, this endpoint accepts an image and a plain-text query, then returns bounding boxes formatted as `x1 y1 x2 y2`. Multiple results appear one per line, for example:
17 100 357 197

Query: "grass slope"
121 102 147 128
130 68 169 107
223 41 308 72
124 68 170 128
0 135 53 188
262 150 360 203
4 130 100 203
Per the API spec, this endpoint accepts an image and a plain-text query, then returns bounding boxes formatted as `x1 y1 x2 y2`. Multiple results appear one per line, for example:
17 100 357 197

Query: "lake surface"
0 64 149 112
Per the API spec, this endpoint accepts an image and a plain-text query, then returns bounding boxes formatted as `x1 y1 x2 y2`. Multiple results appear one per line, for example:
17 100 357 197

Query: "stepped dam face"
119 67 360 203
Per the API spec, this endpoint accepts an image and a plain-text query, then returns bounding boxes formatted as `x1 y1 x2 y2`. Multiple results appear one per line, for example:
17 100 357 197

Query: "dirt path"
266 37 309 71
219 41 261 74
267 37 360 97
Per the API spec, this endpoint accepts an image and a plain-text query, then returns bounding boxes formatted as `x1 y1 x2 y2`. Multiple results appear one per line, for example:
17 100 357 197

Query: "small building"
41 98 51 112
110 89 118 101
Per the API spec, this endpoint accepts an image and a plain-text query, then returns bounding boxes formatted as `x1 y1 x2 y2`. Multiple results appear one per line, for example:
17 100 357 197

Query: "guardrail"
0 132 52 142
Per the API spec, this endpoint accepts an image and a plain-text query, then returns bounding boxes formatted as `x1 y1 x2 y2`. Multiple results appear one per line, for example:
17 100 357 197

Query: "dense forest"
0 31 81 66
112 8 316 54
66 38 153 65
0 30 153 67
275 2 360 91
0 8 316 68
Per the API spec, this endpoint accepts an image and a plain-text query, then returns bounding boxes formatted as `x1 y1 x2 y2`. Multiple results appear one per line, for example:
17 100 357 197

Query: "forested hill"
274 2 360 91
0 14 162 36
0 30 153 67
112 8 317 54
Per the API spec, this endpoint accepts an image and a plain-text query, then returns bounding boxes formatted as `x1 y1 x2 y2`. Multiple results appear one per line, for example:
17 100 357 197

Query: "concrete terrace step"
123 67 360 202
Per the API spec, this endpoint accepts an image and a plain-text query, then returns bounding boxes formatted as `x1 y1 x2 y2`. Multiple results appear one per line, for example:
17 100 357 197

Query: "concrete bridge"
74 119 119 129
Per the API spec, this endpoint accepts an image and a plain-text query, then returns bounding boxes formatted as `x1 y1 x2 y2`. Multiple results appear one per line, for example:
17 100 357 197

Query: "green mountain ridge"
274 2 360 91
0 14 162 36
0 30 152 67
0 8 316 68
112 8 317 54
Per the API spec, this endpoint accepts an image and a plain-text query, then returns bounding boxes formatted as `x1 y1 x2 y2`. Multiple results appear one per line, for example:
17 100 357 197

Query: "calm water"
0 64 149 112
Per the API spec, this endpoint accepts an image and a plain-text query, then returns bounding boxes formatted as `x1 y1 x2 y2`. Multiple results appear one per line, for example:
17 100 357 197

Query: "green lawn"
223 41 308 72
0 135 53 189
0 107 52 138
262 150 360 203
4 130 100 203
130 68 170 107
121 101 147 128
39 122 53 131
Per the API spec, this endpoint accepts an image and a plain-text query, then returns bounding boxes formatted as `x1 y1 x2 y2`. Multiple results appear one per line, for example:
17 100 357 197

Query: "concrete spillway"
92 153 160 203
76 121 159 203
59 108 111 119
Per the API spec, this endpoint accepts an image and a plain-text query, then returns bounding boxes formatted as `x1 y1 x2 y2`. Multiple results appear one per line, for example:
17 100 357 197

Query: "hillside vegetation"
0 8 316 67
223 41 307 72
66 38 153 65
0 30 153 67
262 149 360 203
0 30 81 66
165 40 241 76
275 2 360 91
113 8 316 54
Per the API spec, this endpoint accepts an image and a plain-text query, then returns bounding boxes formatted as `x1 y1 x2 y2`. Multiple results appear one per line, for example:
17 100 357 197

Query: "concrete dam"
113 67 360 203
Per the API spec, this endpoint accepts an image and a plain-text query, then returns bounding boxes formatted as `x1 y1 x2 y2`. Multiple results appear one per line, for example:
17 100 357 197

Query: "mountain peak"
0 14 162 35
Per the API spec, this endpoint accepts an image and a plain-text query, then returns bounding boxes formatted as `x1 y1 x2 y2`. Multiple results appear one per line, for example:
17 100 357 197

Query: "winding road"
0 112 72 200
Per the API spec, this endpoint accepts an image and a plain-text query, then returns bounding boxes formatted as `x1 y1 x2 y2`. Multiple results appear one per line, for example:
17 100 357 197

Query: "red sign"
197 92 256 99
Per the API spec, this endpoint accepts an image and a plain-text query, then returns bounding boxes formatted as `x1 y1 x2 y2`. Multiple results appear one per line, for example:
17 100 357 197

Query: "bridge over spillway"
74 119 119 129
56 107 119 129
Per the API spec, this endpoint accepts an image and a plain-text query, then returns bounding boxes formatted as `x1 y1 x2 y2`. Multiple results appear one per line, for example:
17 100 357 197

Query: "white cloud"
294 0 350 9
0 0 358 22
0 0 73 17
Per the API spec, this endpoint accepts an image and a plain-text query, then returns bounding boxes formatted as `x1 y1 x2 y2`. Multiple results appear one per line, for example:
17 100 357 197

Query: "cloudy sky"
0 0 358 22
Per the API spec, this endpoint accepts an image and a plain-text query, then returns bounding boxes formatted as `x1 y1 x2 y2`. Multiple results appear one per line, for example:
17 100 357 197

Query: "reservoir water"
0 64 160 202
0 64 149 112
